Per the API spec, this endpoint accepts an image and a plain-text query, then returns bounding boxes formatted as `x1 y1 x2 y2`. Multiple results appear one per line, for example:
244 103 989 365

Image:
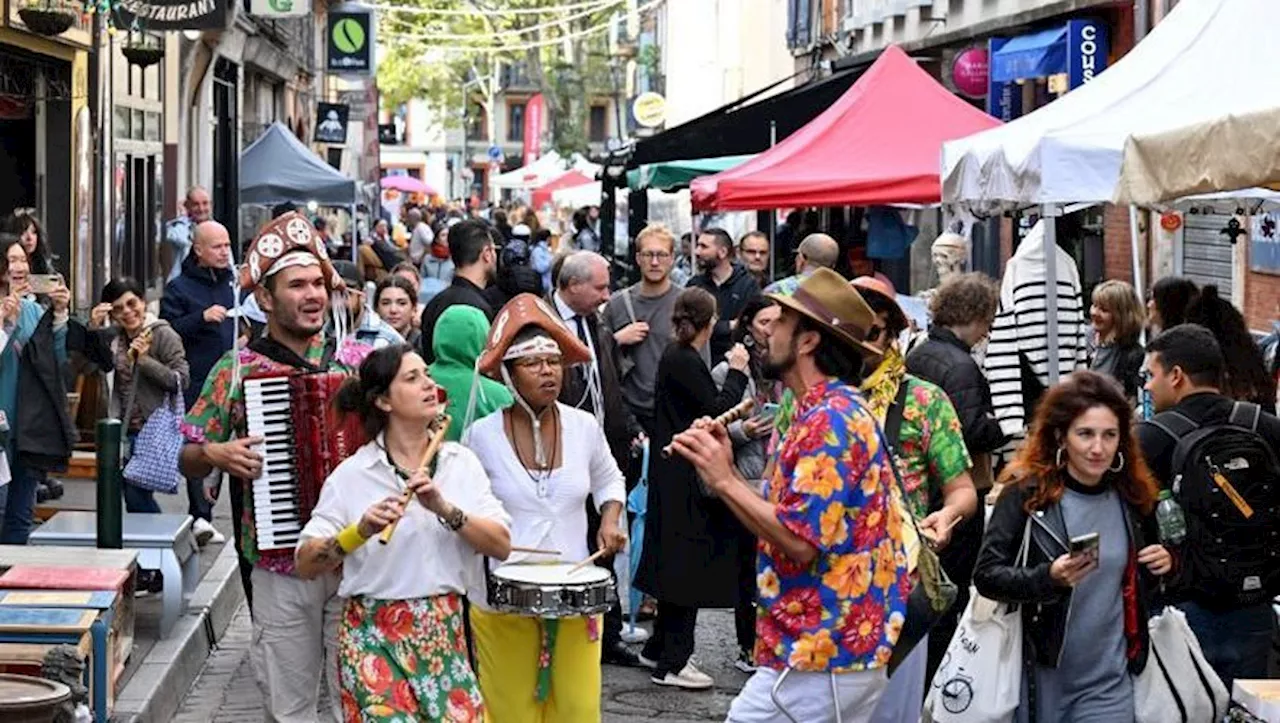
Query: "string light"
370 0 620 17
379 0 621 40
383 0 664 53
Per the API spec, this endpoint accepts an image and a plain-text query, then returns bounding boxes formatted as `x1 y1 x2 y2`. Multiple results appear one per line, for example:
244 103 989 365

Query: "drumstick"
511 546 562 555
567 548 608 574
379 415 451 545
661 398 756 457
920 515 965 544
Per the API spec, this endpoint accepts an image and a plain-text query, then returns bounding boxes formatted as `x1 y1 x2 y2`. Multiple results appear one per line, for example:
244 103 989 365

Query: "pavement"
45 468 749 721
171 604 746 722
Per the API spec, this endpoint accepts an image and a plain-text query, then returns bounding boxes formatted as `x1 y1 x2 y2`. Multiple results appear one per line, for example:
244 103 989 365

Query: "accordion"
243 370 366 558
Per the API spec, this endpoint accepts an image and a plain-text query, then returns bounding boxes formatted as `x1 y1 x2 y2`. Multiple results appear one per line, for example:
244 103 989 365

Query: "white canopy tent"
940 0 1280 383
491 152 603 191
942 0 1280 210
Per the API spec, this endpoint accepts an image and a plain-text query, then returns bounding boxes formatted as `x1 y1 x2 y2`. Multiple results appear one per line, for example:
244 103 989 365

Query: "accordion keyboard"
244 376 302 551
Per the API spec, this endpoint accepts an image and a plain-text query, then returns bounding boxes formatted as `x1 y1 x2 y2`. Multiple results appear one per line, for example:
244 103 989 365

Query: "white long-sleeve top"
299 438 511 600
462 403 626 609
984 220 1088 459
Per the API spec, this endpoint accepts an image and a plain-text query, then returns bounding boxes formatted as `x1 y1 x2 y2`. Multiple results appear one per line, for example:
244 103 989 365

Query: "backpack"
1147 402 1280 607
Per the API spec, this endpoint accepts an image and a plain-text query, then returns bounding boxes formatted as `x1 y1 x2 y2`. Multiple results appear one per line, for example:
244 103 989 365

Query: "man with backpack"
1139 323 1280 687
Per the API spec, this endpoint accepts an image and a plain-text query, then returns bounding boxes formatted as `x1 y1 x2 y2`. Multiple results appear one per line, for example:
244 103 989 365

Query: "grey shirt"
602 283 680 417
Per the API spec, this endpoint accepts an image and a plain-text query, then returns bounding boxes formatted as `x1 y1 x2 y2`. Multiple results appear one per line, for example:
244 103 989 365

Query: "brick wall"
1103 204 1134 285
1244 270 1280 333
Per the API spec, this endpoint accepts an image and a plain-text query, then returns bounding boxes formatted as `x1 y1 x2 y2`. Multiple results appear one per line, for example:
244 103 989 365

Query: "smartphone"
29 274 61 294
1069 532 1100 563
761 402 781 419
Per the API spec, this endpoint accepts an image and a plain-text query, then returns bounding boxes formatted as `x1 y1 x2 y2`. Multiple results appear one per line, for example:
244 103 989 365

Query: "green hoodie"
429 305 514 441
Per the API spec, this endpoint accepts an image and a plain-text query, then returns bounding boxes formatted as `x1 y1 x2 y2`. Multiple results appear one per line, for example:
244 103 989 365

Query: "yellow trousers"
470 606 602 723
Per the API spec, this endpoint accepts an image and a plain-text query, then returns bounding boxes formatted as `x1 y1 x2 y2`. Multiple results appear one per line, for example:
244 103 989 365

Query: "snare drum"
487 563 614 618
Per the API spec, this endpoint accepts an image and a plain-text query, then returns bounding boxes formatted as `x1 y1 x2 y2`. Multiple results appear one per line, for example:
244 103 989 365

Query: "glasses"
637 251 672 262
513 356 563 371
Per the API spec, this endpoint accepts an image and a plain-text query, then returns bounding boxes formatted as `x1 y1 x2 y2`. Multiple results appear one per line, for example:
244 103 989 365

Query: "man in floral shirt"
851 276 977 723
671 268 908 722
179 212 370 723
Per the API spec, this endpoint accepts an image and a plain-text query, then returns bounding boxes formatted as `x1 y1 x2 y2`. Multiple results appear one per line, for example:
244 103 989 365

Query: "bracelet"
437 506 467 532
335 523 369 554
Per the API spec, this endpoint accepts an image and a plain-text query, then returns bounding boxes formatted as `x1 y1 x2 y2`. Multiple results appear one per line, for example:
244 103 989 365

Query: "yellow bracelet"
335 524 368 555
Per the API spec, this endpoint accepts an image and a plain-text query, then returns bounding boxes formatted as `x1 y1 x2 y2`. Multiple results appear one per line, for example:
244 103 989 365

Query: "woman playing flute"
461 294 627 722
295 343 511 722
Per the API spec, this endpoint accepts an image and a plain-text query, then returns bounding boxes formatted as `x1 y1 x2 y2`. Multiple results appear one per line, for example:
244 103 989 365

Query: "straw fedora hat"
766 267 882 359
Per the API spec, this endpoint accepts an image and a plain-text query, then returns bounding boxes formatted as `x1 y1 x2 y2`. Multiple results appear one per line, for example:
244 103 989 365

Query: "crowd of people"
0 189 1275 723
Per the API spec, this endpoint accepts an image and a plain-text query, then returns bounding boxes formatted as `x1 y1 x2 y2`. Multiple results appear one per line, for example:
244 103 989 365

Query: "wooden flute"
661 398 756 457
379 413 452 545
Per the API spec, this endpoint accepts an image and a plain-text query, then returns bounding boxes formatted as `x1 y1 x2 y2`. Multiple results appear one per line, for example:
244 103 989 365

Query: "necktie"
574 315 590 348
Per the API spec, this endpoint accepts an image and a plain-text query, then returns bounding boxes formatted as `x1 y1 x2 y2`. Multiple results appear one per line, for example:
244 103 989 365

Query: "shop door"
212 59 239 254
115 153 160 284
1179 212 1235 297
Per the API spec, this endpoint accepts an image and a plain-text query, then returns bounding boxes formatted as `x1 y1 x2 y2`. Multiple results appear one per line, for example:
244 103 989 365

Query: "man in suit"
550 251 646 667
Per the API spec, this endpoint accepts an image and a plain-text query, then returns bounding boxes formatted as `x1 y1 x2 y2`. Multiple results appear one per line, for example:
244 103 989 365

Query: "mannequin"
903 232 972 353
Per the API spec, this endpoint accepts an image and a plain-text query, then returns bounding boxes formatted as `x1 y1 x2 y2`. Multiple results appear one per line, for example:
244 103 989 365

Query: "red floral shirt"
182 335 370 575
755 379 910 673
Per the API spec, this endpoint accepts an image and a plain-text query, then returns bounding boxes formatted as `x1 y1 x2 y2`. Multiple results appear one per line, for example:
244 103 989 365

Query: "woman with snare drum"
295 343 511 723
461 294 627 723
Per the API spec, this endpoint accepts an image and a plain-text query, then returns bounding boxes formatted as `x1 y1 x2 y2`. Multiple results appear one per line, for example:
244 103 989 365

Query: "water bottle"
1155 489 1187 545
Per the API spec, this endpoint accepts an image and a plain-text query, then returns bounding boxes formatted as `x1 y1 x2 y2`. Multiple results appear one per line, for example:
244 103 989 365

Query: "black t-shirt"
1137 391 1280 486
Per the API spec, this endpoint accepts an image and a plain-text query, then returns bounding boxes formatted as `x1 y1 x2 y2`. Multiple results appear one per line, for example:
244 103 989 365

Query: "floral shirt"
885 378 970 519
755 378 909 673
182 335 371 575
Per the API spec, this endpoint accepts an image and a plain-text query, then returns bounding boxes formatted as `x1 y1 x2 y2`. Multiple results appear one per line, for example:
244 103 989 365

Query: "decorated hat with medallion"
238 211 343 292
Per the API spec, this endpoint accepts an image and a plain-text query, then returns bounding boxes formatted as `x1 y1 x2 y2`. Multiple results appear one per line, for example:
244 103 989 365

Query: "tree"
377 0 624 158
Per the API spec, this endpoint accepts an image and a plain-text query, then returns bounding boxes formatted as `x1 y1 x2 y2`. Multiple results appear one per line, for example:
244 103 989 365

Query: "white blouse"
299 438 512 600
462 403 626 607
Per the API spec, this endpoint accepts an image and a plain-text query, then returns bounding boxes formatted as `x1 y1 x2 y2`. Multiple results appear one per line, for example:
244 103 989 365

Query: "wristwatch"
438 506 467 532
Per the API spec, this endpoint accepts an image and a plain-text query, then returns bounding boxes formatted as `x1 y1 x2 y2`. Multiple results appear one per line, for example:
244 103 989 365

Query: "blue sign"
986 38 1023 121
487 145 503 162
1067 19 1108 89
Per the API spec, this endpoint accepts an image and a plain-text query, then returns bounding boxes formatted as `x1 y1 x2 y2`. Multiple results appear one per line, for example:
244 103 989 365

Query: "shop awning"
628 68 860 168
990 24 1069 82
627 155 754 191
691 45 1001 211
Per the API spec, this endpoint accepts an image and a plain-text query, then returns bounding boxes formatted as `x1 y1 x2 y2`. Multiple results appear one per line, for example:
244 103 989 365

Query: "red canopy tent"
691 45 1002 211
531 170 594 208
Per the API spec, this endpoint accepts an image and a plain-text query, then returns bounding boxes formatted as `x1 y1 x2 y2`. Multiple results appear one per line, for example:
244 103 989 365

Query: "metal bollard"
96 419 122 549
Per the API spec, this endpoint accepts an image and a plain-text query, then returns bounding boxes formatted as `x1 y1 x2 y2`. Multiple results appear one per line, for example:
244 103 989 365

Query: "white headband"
263 251 320 279
502 334 561 361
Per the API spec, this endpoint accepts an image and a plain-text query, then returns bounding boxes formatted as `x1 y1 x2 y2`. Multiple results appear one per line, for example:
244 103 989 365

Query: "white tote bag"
1134 606 1229 723
923 520 1029 723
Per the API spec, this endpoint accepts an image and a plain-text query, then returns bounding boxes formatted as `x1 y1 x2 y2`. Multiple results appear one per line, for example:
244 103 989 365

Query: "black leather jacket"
974 480 1157 675
906 326 1007 455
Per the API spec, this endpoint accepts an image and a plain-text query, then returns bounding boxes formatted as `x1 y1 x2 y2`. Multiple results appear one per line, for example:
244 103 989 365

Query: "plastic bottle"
1155 489 1187 545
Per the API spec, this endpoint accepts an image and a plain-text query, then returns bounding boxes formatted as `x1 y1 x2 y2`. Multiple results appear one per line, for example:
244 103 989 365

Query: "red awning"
532 170 594 208
691 45 1002 211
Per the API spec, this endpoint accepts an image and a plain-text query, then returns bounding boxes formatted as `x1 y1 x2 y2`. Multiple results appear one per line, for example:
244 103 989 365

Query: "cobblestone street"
172 604 746 722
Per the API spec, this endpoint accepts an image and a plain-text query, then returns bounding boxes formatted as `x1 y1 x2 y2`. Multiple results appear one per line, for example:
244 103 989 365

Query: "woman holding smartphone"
973 371 1174 723
709 295 780 673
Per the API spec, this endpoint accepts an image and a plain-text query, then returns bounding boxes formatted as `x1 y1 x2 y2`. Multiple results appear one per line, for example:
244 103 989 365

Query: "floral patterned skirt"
338 594 484 722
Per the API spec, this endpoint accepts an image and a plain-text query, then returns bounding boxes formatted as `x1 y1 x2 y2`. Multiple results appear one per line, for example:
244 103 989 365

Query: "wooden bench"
28 513 197 638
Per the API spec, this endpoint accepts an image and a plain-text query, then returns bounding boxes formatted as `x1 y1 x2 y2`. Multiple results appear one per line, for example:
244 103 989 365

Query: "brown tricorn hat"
238 211 343 292
476 294 592 377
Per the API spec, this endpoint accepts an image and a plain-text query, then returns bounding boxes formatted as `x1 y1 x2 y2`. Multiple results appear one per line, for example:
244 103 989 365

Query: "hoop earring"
1055 447 1065 468
1109 452 1125 473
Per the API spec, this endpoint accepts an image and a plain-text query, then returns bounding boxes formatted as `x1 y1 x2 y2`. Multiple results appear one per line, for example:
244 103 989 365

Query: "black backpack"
1147 402 1280 607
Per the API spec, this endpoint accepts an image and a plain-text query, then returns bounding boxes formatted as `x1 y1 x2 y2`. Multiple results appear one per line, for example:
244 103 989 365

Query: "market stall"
691 45 1001 211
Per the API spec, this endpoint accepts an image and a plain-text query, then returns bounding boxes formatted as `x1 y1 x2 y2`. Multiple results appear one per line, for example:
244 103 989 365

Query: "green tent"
627 155 755 191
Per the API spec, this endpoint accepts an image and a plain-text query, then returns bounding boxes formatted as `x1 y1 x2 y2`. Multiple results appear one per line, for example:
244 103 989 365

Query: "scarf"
860 344 907 425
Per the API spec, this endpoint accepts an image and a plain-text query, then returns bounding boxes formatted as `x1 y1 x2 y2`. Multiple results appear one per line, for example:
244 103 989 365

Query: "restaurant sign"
115 0 228 30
